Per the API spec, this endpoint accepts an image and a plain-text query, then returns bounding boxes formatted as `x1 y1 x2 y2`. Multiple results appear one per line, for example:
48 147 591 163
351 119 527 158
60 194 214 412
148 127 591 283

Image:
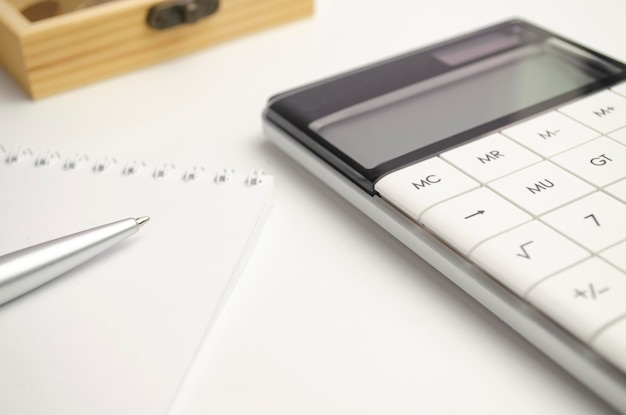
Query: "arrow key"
421 187 531 255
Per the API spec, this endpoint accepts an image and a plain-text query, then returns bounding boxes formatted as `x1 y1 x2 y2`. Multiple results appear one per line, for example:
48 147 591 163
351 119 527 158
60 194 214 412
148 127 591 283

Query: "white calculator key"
375 157 479 221
501 111 599 157
551 137 626 187
608 126 626 145
601 241 626 272
611 81 626 98
541 192 626 252
489 161 595 215
559 90 626 134
421 187 530 255
593 316 626 373
440 133 541 183
605 179 626 203
527 258 626 341
470 221 590 296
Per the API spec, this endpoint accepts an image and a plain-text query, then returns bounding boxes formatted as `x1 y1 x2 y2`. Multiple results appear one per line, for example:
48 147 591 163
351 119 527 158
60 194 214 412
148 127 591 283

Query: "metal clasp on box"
147 0 218 30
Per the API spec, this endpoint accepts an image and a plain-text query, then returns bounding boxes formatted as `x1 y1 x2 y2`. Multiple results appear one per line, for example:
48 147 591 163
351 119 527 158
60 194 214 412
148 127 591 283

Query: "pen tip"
136 216 150 228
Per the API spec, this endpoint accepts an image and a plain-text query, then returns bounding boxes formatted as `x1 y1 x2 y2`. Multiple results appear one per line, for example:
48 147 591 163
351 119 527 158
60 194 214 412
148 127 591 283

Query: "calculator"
263 20 626 410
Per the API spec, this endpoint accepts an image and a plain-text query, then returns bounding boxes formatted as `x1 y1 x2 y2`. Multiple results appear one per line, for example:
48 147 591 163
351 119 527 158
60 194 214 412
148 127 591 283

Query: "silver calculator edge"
263 119 626 411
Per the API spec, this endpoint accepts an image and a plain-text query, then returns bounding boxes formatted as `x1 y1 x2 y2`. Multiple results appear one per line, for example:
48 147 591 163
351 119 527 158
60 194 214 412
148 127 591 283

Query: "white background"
1 0 625 413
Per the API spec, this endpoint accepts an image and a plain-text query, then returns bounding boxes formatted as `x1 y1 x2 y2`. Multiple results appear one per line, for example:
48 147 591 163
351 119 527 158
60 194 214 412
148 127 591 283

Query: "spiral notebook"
0 145 273 415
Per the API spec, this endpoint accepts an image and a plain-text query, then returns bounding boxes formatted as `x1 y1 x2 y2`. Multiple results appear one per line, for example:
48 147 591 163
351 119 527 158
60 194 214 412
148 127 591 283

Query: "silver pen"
0 216 149 307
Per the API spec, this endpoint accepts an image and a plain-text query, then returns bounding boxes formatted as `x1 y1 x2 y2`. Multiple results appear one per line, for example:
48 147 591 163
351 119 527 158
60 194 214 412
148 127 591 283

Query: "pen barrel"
0 218 140 306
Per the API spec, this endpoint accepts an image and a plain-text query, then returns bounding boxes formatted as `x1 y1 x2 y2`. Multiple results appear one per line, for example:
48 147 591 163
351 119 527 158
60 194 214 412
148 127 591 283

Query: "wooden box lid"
0 0 313 98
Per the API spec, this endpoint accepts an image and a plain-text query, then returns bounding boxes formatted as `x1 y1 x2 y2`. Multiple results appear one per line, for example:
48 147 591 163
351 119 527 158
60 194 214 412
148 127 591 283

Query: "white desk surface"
1 0 624 413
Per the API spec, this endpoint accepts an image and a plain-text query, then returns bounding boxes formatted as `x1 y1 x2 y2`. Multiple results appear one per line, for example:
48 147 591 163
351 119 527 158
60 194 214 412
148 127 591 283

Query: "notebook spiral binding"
1 145 268 186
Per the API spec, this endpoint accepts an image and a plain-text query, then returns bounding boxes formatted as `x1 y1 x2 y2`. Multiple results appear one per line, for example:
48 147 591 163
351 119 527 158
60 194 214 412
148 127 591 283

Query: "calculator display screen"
315 46 601 168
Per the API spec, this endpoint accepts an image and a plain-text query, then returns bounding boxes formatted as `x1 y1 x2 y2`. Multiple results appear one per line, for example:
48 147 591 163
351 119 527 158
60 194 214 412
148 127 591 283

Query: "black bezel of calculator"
264 19 626 195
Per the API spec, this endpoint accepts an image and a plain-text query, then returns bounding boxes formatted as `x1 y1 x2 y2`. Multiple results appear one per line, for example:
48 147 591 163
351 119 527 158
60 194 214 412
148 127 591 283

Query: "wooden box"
0 0 313 98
